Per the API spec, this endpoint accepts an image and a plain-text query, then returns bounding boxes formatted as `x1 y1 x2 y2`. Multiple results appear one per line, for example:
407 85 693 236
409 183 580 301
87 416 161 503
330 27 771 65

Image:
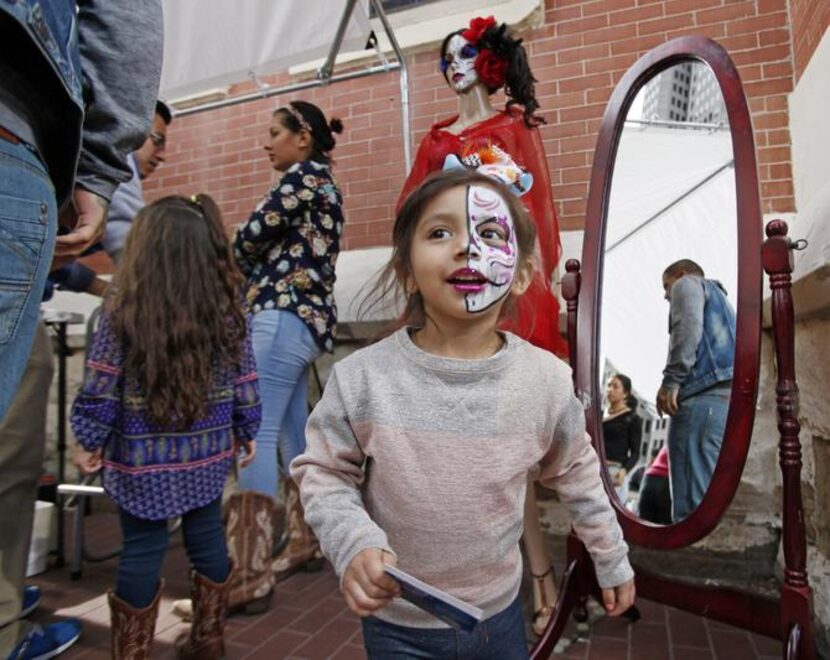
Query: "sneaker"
6 620 82 660
18 587 40 619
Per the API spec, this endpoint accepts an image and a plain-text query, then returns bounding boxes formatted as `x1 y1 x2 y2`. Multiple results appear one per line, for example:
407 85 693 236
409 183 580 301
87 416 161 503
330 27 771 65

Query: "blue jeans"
362 597 529 659
0 139 56 419
117 498 228 608
667 387 729 521
237 310 320 498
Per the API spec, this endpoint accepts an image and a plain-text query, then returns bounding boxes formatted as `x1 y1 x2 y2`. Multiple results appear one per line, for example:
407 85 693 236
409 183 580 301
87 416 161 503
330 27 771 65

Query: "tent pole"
369 0 411 172
173 62 401 118
319 0 359 81
172 0 412 172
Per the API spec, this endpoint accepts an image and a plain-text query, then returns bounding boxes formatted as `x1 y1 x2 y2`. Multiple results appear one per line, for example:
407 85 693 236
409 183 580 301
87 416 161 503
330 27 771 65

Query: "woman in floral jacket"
231 100 344 610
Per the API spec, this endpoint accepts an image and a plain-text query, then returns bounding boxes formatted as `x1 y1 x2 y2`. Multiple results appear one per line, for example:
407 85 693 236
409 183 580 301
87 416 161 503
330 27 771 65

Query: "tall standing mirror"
533 36 816 660
598 62 738 526
572 37 762 552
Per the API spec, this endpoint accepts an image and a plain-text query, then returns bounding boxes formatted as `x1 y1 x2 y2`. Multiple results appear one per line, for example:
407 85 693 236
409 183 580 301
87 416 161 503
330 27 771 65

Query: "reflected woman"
602 374 642 501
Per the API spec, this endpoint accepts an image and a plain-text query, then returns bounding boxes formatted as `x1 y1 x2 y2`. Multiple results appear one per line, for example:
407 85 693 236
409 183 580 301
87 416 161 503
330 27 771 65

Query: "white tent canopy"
598 123 737 402
160 0 372 101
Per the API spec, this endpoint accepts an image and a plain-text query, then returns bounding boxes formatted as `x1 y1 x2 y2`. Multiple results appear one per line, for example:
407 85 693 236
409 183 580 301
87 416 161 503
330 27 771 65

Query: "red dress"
398 108 567 356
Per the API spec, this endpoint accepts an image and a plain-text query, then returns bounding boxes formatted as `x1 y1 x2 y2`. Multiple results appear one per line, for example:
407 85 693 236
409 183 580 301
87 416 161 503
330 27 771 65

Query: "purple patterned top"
71 311 261 520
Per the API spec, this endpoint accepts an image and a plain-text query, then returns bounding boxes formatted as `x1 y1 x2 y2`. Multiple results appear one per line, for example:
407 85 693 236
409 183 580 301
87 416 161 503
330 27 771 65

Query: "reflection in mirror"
599 61 738 525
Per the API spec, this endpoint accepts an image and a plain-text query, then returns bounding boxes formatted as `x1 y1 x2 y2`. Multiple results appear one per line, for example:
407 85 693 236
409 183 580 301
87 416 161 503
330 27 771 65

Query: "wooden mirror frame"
578 35 762 548
531 36 816 660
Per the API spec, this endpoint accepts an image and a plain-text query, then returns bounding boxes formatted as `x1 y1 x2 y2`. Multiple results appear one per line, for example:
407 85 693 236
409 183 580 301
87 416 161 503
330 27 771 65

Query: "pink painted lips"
448 268 489 293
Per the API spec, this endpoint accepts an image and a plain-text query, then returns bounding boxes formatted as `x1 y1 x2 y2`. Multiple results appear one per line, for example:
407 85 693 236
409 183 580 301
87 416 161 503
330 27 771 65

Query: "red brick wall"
144 0 797 250
789 0 830 81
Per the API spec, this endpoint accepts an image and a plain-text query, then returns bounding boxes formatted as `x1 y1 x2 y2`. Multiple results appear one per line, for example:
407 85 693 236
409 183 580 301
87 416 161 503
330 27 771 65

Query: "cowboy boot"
108 581 163 660
272 478 324 581
226 491 275 613
171 493 275 621
175 564 232 660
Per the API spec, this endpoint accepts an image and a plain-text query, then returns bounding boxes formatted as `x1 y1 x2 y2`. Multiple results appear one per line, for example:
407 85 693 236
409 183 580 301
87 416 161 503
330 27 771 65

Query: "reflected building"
642 62 726 124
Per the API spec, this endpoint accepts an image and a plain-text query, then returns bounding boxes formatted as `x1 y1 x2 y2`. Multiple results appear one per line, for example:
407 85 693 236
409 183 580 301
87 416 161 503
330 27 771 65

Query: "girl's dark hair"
613 373 638 409
360 169 537 334
440 23 544 127
275 100 344 165
107 194 247 428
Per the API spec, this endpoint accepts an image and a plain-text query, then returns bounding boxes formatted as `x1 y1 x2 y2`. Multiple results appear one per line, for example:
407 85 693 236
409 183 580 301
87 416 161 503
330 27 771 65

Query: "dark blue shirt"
233 160 343 352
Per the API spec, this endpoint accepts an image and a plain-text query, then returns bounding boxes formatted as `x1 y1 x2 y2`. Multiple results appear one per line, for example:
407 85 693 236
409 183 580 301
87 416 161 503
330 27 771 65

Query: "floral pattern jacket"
233 160 344 352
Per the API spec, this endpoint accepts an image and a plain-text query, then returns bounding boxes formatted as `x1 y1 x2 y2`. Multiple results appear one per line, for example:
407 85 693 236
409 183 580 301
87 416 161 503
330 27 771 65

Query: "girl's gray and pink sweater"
291 328 633 628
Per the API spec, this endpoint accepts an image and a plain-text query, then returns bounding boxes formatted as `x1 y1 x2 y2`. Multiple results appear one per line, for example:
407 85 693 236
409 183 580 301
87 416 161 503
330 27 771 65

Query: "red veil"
398 108 567 356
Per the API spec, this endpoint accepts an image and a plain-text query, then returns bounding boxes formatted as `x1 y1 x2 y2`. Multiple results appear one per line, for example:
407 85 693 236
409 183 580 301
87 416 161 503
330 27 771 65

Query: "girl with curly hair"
71 194 261 659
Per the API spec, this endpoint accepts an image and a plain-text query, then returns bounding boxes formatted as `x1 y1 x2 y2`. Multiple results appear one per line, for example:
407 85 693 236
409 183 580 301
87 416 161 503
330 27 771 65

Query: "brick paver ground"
26 509 783 659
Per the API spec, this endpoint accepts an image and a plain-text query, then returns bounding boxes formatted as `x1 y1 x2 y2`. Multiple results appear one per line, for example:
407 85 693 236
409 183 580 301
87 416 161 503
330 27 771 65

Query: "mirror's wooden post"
761 219 815 660
562 259 581 383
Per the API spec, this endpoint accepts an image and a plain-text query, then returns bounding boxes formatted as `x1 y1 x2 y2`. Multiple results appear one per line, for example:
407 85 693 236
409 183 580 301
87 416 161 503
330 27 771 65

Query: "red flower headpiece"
462 15 496 44
462 16 507 90
475 50 508 90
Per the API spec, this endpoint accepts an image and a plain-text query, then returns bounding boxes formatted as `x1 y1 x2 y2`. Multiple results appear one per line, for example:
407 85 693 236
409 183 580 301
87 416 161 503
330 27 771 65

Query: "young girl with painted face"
292 170 634 658
400 16 569 633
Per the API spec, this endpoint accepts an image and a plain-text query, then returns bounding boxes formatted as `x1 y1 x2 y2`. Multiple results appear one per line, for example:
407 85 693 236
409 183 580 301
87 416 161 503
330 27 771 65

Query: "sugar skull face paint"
460 185 517 313
444 34 480 93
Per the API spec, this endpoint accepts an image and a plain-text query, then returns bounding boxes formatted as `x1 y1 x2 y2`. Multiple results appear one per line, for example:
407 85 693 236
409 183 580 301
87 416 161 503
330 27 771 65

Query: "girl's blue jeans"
237 309 320 498
361 596 529 659
116 498 228 608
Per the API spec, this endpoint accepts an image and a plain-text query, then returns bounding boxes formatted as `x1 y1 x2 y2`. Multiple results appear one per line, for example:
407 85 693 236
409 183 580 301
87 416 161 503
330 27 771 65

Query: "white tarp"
160 1 372 101
598 124 737 402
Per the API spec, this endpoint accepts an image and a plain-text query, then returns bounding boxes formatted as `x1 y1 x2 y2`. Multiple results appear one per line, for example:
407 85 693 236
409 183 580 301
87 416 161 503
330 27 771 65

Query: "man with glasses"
50 101 172 296
102 100 172 264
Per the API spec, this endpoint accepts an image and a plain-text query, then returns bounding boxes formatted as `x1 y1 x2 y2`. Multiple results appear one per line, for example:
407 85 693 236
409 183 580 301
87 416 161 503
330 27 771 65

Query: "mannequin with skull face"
397 16 565 638
398 16 564 357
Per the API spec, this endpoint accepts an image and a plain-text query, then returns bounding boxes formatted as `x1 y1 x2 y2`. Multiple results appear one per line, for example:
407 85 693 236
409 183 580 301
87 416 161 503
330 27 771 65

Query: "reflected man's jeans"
0 139 56 419
361 596 529 659
667 386 729 521
237 309 320 498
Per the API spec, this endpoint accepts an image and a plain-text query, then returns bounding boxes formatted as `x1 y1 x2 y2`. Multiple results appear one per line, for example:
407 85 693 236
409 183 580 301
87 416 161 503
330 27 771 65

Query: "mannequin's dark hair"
274 100 344 165
439 22 544 127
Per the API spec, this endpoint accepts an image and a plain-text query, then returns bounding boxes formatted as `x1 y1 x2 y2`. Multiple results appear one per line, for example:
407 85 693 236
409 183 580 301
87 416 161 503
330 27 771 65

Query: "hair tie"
187 194 206 217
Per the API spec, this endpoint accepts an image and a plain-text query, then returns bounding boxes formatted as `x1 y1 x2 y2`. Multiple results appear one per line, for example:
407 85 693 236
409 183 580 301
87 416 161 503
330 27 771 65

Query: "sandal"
531 566 557 636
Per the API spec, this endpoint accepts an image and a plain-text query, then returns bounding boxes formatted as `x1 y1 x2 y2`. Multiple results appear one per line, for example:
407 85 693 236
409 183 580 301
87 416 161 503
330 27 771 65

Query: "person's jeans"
0 323 53 655
0 139 56 419
237 310 320 498
361 597 529 659
117 498 228 608
667 387 729 521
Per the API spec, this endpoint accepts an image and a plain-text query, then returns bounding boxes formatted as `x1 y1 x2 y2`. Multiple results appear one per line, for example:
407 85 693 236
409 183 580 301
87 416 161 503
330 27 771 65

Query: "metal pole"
319 0 359 81
174 62 401 118
55 321 68 567
369 0 411 171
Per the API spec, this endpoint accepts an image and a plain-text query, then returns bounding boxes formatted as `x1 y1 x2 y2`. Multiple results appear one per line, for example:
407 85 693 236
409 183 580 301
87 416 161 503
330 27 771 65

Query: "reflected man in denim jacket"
655 259 736 522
